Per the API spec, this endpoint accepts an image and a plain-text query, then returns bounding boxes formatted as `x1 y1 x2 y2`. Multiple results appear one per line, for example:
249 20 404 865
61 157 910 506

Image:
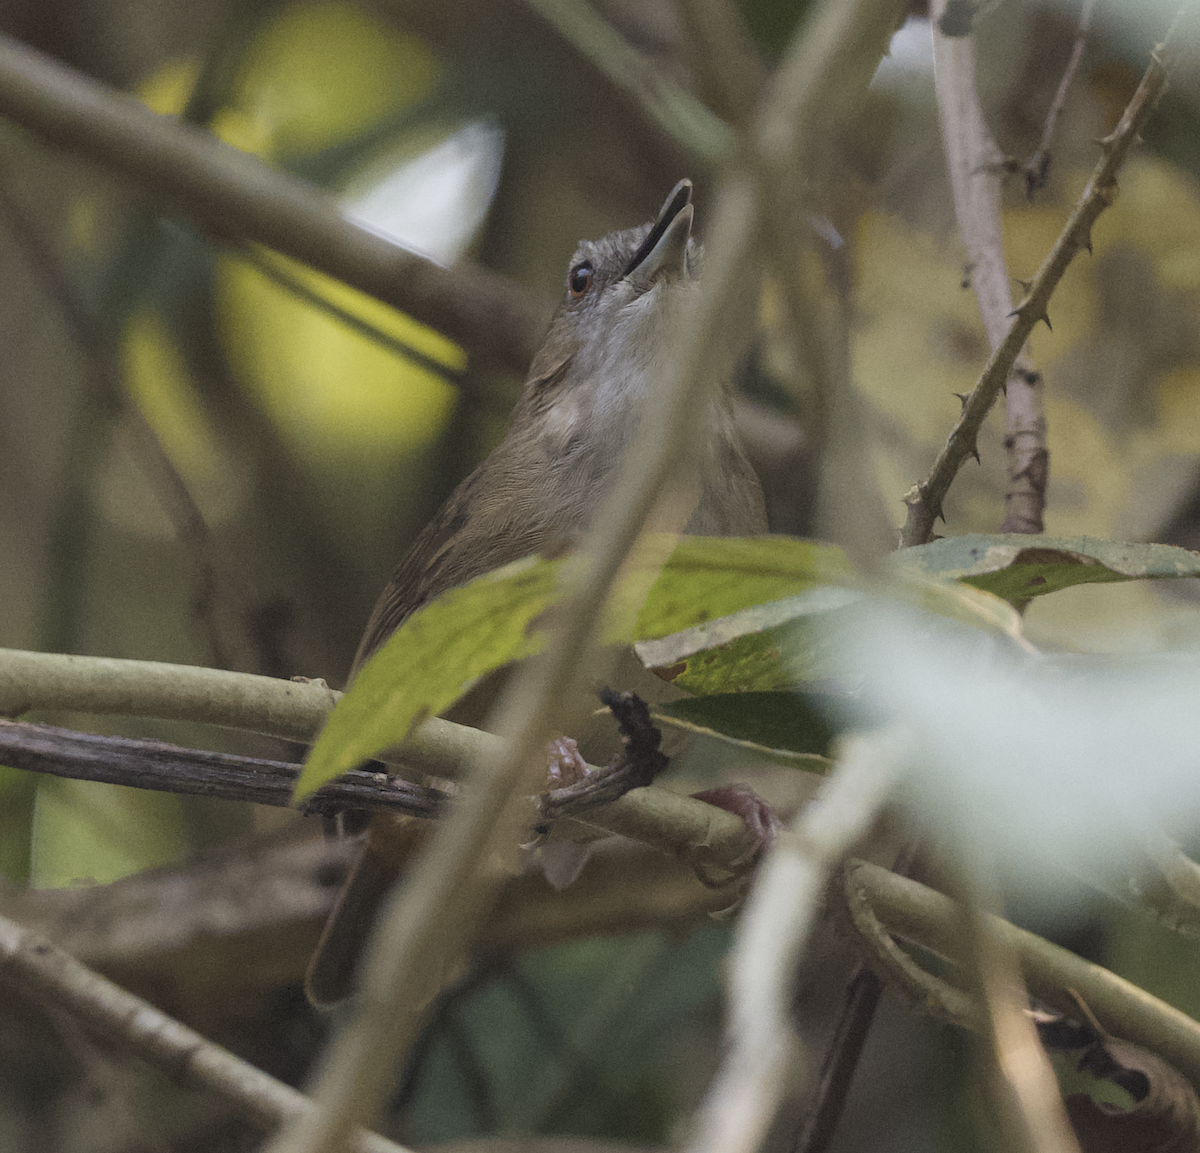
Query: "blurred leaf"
902 534 1200 606
212 2 439 159
0 767 36 884
217 251 460 460
31 778 187 888
653 692 835 769
297 556 565 797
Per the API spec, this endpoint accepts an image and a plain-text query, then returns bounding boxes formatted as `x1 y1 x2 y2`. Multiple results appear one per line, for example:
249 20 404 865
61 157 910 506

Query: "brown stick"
0 718 445 818
0 910 413 1153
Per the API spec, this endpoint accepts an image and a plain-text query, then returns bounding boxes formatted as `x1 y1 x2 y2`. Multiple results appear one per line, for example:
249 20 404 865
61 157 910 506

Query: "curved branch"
848 860 1200 1092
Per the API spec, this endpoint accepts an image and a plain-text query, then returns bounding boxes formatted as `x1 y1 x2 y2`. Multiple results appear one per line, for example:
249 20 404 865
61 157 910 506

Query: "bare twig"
0 33 549 371
521 0 734 160
0 911 413 1153
950 866 1080 1153
793 843 922 1153
1024 0 1098 199
0 711 760 872
931 0 1048 537
0 718 446 818
685 730 902 1153
900 33 1174 548
672 0 767 128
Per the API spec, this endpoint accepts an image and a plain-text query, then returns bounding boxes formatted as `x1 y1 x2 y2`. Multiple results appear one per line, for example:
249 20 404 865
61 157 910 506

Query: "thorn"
1012 276 1033 294
967 444 981 465
1010 298 1051 330
953 392 969 410
1077 222 1094 254
1095 131 1119 152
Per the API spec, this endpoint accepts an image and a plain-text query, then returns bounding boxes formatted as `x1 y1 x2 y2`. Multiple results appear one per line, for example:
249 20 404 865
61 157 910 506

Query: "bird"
305 179 768 1006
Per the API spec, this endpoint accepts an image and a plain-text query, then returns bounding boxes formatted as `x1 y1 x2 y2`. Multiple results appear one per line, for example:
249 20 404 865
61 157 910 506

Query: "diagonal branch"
899 34 1174 548
0 33 549 371
932 0 1048 537
0 910 413 1153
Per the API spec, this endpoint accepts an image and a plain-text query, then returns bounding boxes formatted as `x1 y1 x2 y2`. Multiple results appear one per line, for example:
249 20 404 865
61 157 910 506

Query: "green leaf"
636 536 856 640
635 567 1021 695
654 692 836 770
297 555 566 798
636 586 862 693
900 535 1200 606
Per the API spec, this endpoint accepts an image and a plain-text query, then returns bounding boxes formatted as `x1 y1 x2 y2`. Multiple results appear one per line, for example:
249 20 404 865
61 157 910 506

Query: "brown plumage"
306 180 767 1006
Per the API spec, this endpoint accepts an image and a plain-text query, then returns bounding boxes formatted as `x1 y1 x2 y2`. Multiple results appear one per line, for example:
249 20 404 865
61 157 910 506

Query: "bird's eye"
567 262 594 299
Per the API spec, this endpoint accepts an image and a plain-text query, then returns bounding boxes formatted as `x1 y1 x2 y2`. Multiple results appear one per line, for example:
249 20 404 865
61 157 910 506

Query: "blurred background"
1 0 1200 1149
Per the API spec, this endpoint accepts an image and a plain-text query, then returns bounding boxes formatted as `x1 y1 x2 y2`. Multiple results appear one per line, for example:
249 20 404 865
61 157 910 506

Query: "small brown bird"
305 180 768 1005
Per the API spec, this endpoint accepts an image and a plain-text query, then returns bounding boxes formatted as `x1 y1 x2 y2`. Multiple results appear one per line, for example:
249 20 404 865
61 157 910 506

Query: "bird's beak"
623 179 693 284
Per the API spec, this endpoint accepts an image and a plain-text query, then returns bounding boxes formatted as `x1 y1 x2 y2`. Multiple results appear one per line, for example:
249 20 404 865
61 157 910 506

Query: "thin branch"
685 729 903 1153
950 866 1080 1153
0 33 548 371
521 0 734 161
672 0 767 129
0 719 446 818
0 708 758 876
848 860 1200 1092
793 844 921 1153
1024 0 1098 199
899 32 1174 547
841 860 975 1029
0 911 413 1153
931 0 1048 537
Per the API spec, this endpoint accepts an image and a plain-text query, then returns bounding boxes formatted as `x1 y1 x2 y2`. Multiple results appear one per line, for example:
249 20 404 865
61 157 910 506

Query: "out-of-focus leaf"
30 779 187 888
297 556 565 797
217 252 461 460
1035 1009 1200 1153
903 535 1200 606
653 692 835 771
0 767 36 884
212 3 439 159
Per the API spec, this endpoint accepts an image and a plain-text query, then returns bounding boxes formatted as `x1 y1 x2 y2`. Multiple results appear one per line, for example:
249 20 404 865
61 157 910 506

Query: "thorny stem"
899 33 1175 548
